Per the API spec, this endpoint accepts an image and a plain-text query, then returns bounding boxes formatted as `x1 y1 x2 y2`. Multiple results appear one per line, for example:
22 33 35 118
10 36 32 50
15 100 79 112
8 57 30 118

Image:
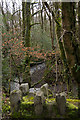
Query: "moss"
22 96 34 105
46 98 55 104
48 94 53 98
66 102 78 109
23 96 34 101
67 99 80 103
11 90 17 93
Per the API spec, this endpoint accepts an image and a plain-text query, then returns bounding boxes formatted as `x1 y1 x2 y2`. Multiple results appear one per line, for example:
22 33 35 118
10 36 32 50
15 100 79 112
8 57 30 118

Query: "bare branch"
30 23 41 27
31 10 41 17
43 2 60 26
12 9 22 16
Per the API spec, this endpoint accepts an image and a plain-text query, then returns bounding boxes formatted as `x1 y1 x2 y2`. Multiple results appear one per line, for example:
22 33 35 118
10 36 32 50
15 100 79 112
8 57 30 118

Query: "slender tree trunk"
44 10 47 32
41 5 44 48
19 6 21 28
41 9 43 30
43 3 54 49
46 11 53 49
22 2 26 41
23 2 31 88
32 3 34 28
52 3 56 50
78 2 80 42
52 17 55 50
12 1 15 32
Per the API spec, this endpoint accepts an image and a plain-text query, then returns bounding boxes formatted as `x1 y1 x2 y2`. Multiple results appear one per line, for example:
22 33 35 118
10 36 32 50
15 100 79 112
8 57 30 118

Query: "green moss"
22 96 34 105
66 102 78 109
46 98 55 103
67 99 80 103
48 94 53 98
23 96 34 101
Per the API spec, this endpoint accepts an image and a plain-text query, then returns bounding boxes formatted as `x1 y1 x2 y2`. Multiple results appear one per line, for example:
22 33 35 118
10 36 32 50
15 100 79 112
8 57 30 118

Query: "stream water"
10 63 46 91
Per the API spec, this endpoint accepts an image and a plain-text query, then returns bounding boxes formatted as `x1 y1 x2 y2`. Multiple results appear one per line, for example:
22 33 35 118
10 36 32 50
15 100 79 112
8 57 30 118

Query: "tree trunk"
62 2 80 101
55 2 70 91
32 3 34 28
22 2 26 41
23 2 31 88
78 2 80 42
44 10 47 32
43 3 54 49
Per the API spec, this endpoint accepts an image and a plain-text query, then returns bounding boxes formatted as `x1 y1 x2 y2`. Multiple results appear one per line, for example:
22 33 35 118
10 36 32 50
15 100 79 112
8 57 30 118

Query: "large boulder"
56 92 66 115
10 90 22 113
34 91 45 115
19 83 29 96
40 83 48 97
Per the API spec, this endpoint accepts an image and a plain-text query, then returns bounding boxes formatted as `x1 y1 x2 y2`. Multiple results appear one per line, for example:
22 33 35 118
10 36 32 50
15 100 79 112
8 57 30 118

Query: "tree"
22 2 26 41
62 2 80 102
43 3 54 49
78 2 80 42
22 2 31 87
55 2 71 91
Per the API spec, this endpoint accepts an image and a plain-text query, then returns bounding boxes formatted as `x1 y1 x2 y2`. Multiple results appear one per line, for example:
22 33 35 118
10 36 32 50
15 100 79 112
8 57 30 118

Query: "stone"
40 83 48 97
47 102 54 112
34 90 45 104
46 102 54 117
34 104 43 115
29 88 40 96
19 83 29 96
10 90 22 113
56 92 66 115
34 91 45 115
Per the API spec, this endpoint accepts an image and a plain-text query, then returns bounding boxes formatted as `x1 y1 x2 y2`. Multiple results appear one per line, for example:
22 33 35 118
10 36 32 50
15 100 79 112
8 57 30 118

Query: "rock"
19 83 29 96
29 88 40 96
46 102 55 117
34 91 45 115
40 83 48 97
47 102 54 112
35 90 45 104
10 90 22 113
56 92 66 115
34 104 43 115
